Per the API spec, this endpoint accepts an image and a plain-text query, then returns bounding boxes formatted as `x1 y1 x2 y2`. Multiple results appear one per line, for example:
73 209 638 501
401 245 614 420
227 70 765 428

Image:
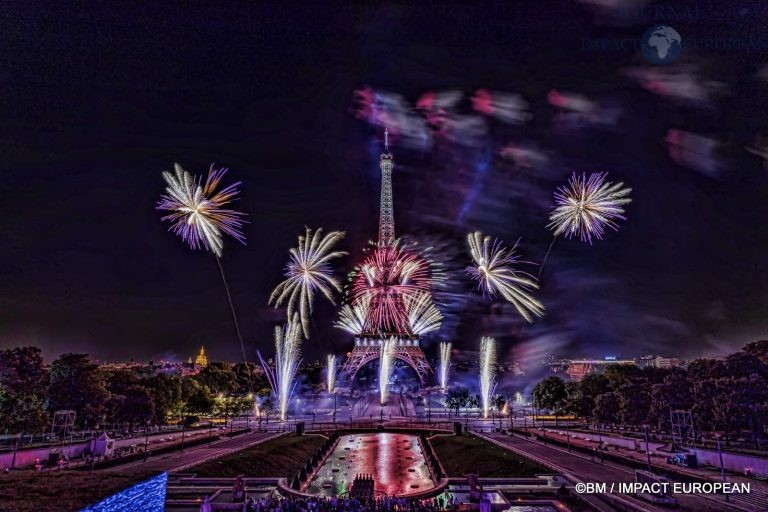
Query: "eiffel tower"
342 130 433 385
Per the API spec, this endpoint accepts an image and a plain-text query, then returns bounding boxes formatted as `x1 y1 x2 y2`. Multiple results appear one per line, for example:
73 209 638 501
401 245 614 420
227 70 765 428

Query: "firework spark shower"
326 354 336 394
466 232 544 323
379 338 396 405
439 341 451 392
479 336 496 419
269 227 347 339
259 317 302 421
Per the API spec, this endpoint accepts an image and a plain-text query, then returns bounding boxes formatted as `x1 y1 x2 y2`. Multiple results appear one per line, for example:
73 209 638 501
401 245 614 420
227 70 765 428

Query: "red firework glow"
351 243 431 337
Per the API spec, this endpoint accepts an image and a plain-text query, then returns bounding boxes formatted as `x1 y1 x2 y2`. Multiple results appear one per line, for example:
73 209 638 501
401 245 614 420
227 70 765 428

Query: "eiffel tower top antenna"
378 128 395 247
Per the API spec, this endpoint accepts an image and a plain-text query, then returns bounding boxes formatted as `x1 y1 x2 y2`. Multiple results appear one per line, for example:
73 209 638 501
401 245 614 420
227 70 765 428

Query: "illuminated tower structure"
342 130 433 385
195 346 208 367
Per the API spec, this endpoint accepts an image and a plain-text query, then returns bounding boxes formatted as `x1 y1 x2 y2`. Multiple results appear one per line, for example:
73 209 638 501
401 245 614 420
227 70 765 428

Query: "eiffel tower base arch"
341 337 432 387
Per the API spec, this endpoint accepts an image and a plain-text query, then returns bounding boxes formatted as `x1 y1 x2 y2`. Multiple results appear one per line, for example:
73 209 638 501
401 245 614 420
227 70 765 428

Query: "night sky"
1 2 767 368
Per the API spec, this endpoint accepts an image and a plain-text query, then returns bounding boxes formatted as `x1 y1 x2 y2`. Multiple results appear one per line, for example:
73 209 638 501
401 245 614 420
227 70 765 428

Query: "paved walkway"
480 431 755 512
116 431 286 474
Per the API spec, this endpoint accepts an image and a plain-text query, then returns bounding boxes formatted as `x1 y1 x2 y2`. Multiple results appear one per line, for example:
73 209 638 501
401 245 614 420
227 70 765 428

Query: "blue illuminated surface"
80 472 167 512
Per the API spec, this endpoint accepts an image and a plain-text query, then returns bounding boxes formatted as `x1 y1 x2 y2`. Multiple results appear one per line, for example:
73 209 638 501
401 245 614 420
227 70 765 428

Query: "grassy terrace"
0 470 157 512
430 434 549 478
189 434 326 478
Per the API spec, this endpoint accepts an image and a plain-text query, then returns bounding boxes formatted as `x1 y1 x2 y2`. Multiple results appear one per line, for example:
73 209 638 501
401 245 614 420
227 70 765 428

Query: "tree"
617 382 651 426
182 379 215 417
742 340 768 366
194 362 238 395
603 364 641 391
593 392 620 431
113 386 155 431
0 347 49 434
148 374 182 425
648 368 691 429
532 376 567 418
444 386 470 415
492 394 506 413
564 381 592 421
47 353 109 429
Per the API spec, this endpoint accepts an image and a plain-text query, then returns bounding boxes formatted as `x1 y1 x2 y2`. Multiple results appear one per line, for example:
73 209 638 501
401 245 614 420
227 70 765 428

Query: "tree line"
531 340 768 448
0 347 274 436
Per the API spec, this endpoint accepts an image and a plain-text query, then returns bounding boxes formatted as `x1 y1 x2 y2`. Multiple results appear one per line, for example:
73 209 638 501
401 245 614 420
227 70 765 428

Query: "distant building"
550 357 636 381
653 356 680 369
637 354 681 369
195 346 208 367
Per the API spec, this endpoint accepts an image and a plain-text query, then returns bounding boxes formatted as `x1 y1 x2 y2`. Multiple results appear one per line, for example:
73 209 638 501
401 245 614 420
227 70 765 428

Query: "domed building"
194 346 208 367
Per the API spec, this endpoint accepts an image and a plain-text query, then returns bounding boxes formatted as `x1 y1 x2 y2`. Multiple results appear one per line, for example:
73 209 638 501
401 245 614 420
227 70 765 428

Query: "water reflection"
305 433 435 497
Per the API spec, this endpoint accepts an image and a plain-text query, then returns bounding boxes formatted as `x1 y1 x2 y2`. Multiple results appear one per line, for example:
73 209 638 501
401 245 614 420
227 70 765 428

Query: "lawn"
429 434 549 478
0 470 157 512
189 434 326 478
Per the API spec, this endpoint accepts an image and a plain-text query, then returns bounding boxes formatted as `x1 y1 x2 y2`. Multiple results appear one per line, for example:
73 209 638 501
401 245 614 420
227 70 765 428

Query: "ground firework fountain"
259 316 302 421
327 354 336 394
379 337 396 405
439 341 451 392
479 337 496 419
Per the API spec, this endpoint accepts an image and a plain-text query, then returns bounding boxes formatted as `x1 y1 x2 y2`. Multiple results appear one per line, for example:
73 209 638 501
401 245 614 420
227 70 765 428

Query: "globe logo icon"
641 25 682 65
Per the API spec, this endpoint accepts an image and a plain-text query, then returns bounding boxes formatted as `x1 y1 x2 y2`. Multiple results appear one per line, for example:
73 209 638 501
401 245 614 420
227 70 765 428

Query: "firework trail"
334 295 371 335
327 354 337 395
479 336 497 419
439 341 452 392
157 163 250 364
466 232 544 323
548 172 632 244
269 227 347 339
405 291 443 335
379 337 397 405
259 316 302 421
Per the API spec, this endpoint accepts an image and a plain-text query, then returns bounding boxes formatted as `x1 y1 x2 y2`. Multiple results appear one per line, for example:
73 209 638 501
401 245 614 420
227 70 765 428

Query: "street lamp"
714 433 729 503
144 423 150 462
643 424 652 472
180 407 186 453
246 394 253 431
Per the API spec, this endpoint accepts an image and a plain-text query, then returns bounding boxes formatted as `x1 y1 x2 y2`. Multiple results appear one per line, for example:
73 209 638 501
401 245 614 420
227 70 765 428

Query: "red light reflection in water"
306 433 435 497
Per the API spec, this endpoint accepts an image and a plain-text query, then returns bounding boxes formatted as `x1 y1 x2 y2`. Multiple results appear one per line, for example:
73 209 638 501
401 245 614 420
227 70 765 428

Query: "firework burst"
259 316 302 421
334 295 371 335
439 341 452 392
548 172 632 244
379 337 397 405
351 243 432 335
157 163 247 257
404 292 443 336
326 354 337 394
479 336 497 419
466 232 544 323
270 228 347 338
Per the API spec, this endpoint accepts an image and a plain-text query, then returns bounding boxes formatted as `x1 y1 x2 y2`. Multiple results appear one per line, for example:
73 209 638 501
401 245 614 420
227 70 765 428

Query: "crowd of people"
240 495 453 512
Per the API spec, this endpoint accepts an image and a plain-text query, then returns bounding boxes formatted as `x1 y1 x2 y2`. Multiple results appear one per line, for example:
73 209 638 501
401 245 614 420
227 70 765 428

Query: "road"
481 431 754 512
